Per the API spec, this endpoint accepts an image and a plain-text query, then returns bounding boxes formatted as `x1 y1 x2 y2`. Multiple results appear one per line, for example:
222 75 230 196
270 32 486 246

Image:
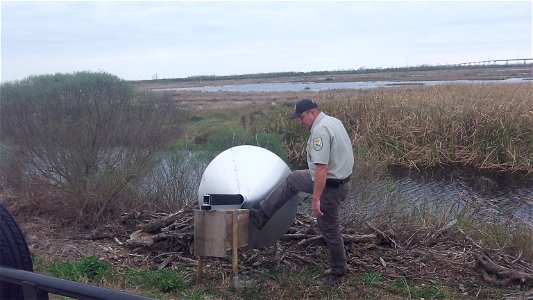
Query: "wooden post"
196 256 204 283
232 210 238 286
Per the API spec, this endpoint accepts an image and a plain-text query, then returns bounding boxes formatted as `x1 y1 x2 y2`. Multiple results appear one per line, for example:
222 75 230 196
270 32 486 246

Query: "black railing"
0 266 154 300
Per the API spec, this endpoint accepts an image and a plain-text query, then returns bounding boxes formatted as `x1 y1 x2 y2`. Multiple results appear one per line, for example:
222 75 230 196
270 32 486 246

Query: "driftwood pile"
123 205 533 287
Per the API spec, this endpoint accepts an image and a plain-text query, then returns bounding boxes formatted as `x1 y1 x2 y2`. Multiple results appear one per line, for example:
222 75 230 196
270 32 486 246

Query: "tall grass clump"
178 121 287 163
272 83 532 173
261 110 310 169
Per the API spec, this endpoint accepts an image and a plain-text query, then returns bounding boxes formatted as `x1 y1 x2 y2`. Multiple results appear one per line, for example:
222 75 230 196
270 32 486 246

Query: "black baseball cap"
289 99 319 119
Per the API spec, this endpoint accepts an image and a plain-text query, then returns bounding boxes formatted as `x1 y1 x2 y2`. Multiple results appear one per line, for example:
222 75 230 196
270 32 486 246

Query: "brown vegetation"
258 83 533 173
322 83 533 173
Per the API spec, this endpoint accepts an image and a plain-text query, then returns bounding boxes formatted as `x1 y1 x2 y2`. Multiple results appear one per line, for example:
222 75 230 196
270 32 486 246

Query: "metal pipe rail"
0 266 154 300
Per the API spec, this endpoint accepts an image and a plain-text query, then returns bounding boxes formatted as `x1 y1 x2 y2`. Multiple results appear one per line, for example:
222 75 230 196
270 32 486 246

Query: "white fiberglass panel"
198 145 290 206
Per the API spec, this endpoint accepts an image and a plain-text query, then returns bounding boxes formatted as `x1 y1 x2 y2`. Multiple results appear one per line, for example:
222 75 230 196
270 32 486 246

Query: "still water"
299 166 533 227
153 78 530 93
298 167 533 226
379 169 532 223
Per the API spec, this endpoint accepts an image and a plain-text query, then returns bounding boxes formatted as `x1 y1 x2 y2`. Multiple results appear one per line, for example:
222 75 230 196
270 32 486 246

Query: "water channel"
153 77 530 93
364 168 531 224
291 166 532 226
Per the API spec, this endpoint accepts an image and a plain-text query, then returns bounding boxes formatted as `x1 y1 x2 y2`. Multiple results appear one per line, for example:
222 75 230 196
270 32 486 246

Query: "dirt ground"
4 195 532 299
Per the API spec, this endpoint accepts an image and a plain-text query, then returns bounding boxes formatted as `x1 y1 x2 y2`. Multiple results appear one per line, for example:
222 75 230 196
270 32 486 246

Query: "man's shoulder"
320 113 342 127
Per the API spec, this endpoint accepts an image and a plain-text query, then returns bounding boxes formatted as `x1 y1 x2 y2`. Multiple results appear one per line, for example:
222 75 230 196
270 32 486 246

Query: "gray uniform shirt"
307 112 354 181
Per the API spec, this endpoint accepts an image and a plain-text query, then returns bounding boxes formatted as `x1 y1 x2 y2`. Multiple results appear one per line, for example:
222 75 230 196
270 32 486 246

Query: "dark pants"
260 170 350 275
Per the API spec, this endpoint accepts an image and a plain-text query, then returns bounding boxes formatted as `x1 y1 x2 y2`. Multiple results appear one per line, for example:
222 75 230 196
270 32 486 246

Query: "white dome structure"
198 145 299 249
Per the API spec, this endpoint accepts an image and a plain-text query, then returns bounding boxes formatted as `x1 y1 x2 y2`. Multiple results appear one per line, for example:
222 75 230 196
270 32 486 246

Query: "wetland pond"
152 77 530 92
348 167 532 225
289 166 533 226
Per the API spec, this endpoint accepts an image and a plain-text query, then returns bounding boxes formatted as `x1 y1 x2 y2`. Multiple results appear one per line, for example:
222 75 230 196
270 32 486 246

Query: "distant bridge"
458 58 532 66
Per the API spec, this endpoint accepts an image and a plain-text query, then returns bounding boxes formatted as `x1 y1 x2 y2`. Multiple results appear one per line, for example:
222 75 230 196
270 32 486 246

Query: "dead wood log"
153 231 193 242
140 207 192 233
297 236 323 247
158 254 176 270
457 229 483 249
288 253 318 266
76 226 115 240
475 253 533 286
156 253 198 270
281 234 315 240
343 234 378 243
82 232 114 240
282 233 378 245
426 219 457 246
365 222 400 248
173 254 198 265
162 216 193 232
114 237 124 246
126 230 154 247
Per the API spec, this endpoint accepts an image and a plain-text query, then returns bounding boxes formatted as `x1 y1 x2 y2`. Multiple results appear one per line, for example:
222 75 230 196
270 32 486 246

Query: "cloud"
1 1 531 82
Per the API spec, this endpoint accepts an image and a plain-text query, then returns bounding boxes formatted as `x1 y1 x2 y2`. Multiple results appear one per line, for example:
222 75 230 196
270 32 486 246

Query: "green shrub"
0 72 185 224
175 124 287 162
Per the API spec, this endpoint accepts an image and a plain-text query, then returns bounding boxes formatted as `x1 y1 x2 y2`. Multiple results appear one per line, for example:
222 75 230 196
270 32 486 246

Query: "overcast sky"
1 1 531 82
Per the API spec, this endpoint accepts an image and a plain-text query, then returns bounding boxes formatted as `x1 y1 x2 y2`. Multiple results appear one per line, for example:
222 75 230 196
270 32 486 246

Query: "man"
250 98 354 285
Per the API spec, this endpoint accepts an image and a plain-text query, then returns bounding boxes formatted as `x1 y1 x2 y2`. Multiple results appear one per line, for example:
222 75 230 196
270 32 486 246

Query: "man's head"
289 99 318 119
289 98 320 130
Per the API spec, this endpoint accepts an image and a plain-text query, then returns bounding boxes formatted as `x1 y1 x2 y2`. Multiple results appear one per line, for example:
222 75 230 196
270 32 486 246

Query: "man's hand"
312 163 328 218
312 195 323 217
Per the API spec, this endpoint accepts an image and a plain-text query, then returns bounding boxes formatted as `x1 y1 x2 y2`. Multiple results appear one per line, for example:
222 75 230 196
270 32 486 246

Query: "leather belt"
325 176 351 188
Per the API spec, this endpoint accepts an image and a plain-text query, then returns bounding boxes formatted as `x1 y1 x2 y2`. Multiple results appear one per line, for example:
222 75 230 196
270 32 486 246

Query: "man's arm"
311 163 328 217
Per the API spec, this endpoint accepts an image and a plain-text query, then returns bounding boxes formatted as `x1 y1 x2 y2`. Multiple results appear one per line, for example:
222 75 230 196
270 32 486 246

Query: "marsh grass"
263 83 532 172
316 83 533 173
45 255 111 284
456 213 533 260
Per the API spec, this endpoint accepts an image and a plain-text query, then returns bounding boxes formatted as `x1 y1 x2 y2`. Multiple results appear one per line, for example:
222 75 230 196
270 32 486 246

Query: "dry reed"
274 83 532 173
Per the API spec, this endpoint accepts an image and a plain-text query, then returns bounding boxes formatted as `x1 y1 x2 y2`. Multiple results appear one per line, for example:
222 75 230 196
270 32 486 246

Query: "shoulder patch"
313 137 323 151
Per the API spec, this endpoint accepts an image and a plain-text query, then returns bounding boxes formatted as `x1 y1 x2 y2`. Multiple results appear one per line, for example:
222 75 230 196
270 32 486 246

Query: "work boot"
249 208 268 230
322 273 345 286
